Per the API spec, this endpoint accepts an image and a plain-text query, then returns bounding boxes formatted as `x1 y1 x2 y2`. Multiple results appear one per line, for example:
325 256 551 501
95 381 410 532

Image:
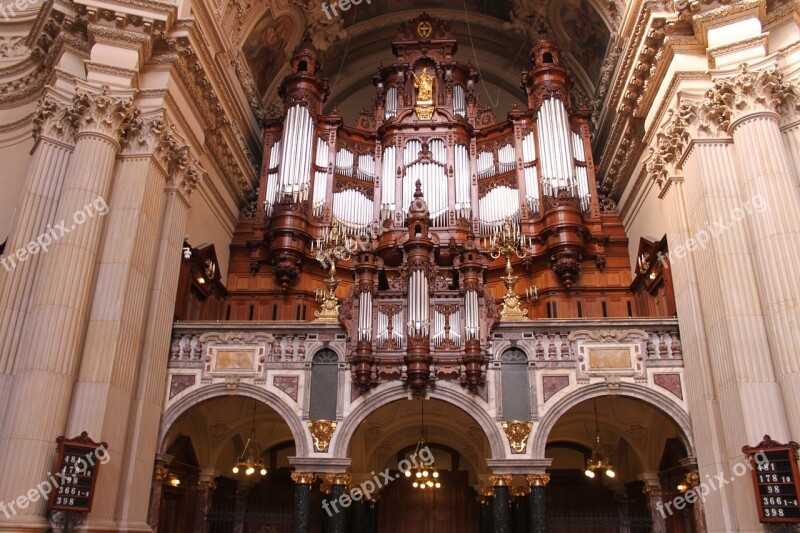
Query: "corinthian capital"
124 113 189 171
168 157 206 200
69 85 138 143
33 94 75 144
704 64 799 130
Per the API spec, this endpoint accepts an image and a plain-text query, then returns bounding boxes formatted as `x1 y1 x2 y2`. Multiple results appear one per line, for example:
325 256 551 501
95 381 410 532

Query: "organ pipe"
453 85 466 117
358 291 373 341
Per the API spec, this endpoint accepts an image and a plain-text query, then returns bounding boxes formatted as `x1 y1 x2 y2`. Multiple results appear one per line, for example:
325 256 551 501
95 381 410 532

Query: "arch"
531 382 694 459
331 381 506 460
159 383 310 457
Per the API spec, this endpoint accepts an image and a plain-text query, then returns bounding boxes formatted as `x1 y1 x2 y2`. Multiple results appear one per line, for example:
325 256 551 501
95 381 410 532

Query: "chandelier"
585 399 616 479
404 398 441 490
232 400 267 477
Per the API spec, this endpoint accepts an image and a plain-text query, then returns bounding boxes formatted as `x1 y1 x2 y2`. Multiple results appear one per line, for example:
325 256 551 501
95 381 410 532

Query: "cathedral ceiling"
229 0 620 125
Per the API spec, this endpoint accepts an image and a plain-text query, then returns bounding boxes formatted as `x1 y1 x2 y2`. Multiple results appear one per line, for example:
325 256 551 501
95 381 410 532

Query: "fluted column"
0 84 137 526
291 472 316 533
116 155 205 529
652 117 742 531
0 92 74 415
490 474 512 533
64 113 184 529
526 473 549 533
709 64 800 440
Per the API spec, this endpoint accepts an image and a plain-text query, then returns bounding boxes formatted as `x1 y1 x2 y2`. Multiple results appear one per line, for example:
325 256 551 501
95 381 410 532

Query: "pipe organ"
244 14 630 393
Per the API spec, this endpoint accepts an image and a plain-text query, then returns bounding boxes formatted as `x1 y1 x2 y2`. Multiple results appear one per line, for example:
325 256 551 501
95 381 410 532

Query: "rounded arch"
331 381 506 460
160 383 310 457
531 382 694 459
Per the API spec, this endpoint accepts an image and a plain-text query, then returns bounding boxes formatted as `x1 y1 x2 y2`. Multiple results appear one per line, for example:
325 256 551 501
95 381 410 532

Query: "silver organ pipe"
385 87 398 119
537 98 574 197
479 186 520 234
498 144 516 173
572 131 590 211
453 85 466 117
313 137 329 217
357 154 376 181
407 270 430 337
402 139 448 226
358 290 373 341
455 144 471 218
335 148 354 176
464 290 480 341
264 139 282 216
381 145 396 221
278 105 314 203
522 132 540 215
333 189 372 237
432 309 462 348
377 309 404 348
477 151 495 179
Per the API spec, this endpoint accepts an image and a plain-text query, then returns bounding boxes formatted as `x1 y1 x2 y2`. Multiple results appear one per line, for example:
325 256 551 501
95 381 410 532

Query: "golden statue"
412 68 434 105
412 68 435 119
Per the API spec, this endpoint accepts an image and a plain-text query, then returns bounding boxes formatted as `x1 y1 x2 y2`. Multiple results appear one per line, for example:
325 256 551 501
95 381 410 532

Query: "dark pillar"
147 453 172 532
513 487 530 533
195 471 217 533
291 472 316 533
351 499 366 532
233 484 250 533
479 492 494 533
322 473 351 533
364 497 378 533
491 475 513 533
526 473 550 533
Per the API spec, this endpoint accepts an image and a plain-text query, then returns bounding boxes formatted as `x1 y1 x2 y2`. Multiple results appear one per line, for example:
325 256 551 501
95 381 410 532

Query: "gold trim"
502 420 533 453
291 471 318 484
308 420 337 452
526 473 551 487
489 474 513 487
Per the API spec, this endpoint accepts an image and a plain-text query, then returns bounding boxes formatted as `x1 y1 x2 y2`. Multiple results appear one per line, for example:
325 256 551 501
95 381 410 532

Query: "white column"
713 65 800 441
114 157 205 528
0 92 73 413
0 84 137 525
63 114 188 529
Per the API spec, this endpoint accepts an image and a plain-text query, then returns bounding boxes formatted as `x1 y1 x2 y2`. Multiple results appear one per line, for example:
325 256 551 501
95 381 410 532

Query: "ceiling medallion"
417 21 432 38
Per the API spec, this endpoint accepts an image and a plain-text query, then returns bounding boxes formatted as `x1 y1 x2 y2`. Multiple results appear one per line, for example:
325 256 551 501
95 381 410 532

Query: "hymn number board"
48 432 107 513
743 435 800 523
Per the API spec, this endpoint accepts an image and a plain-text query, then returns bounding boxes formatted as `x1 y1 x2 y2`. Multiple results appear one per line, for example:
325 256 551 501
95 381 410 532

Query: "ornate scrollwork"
308 420 337 452
502 420 533 453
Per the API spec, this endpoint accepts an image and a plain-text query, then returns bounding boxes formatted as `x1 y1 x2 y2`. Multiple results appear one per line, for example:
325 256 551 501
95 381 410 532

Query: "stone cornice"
706 33 768 69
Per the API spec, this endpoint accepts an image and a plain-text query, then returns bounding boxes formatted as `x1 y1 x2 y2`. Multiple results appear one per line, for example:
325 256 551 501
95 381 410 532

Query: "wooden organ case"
226 14 634 393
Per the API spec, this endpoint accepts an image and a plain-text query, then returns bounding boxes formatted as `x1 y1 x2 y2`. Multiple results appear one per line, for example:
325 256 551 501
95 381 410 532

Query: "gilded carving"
501 420 533 454
525 473 551 487
489 474 513 487
291 471 318 484
308 420 337 452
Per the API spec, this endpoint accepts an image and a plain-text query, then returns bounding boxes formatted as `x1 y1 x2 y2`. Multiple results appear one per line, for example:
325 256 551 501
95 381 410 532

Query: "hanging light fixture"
585 399 616 479
404 397 441 490
232 400 268 477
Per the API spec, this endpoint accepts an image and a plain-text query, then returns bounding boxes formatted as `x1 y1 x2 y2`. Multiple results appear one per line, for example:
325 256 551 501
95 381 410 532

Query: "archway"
346 395 493 533
541 392 698 532
155 391 305 533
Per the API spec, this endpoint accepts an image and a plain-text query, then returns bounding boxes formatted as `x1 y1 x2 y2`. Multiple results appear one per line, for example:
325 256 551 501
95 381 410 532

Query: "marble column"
640 474 666 533
116 155 205 528
712 65 800 440
526 473 549 533
64 112 184 529
512 485 530 533
147 453 172 532
685 471 707 533
655 170 731 531
0 84 137 526
0 91 73 413
364 497 377 533
195 469 218 533
323 473 350 533
291 472 316 533
233 483 252 533
478 489 494 533
490 474 513 533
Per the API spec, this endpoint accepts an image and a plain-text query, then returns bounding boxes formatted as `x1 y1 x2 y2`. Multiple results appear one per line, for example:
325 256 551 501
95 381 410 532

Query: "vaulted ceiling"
225 0 621 126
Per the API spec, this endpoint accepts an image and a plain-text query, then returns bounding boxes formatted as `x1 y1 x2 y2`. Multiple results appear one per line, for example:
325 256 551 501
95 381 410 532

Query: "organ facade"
226 14 634 395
